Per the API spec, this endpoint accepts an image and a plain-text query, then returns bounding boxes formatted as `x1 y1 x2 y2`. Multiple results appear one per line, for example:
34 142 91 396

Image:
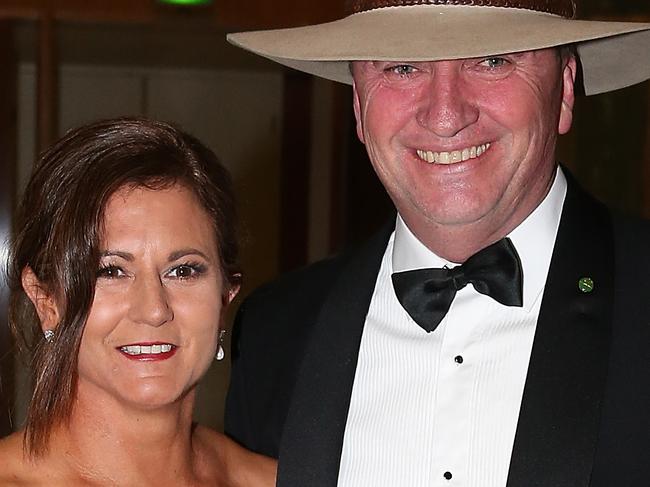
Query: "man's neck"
400 170 558 263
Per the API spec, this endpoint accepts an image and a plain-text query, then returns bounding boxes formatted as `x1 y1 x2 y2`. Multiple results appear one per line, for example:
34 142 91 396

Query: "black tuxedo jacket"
225 179 650 487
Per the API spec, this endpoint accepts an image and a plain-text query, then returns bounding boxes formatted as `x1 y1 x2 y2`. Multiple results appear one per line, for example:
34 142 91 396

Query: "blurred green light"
159 0 212 6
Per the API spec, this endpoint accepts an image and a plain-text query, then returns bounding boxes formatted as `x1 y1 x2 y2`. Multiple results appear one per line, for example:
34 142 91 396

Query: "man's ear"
21 266 60 331
352 79 366 144
558 54 577 135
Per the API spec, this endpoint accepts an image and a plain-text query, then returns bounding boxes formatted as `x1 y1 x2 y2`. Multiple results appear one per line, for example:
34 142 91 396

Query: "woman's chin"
120 382 195 411
77 376 196 412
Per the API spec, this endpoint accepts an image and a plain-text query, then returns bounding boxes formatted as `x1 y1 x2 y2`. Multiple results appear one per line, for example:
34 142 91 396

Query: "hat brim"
227 5 650 95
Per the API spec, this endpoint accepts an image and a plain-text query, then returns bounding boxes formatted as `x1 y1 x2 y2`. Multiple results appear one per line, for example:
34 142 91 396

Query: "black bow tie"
391 238 523 333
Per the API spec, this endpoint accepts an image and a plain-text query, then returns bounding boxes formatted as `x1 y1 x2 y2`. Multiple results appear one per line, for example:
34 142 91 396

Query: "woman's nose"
128 274 173 327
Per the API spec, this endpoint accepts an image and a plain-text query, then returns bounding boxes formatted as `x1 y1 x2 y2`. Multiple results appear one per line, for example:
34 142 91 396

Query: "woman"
0 118 276 485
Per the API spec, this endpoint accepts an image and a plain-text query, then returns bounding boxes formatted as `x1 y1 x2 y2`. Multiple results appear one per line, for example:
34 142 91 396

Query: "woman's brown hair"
7 117 240 457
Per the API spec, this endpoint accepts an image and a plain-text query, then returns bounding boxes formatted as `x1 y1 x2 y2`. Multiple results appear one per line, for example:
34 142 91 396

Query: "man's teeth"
120 344 173 355
416 143 491 164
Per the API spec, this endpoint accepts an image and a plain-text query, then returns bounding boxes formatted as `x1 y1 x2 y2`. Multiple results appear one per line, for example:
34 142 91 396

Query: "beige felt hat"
227 0 650 95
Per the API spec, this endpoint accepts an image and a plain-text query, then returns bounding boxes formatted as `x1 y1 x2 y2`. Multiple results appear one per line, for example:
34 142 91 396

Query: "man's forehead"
354 47 564 65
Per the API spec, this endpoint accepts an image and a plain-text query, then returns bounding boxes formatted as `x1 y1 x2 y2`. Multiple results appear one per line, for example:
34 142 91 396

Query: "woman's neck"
47 384 210 485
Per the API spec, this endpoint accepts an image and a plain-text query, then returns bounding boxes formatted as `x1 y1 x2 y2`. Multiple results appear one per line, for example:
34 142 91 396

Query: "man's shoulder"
234 251 359 350
224 238 390 455
611 210 650 239
232 223 393 358
243 253 350 309
242 221 393 314
610 211 650 266
605 213 650 300
567 178 650 255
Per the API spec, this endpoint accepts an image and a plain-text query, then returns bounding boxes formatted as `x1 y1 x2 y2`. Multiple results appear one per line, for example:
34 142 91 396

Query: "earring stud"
44 330 55 342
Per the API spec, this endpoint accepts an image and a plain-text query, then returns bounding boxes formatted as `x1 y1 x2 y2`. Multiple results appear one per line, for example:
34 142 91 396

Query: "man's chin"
409 198 496 229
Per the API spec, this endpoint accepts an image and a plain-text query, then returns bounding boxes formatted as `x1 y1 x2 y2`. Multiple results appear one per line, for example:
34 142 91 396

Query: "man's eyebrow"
100 250 133 261
168 248 211 262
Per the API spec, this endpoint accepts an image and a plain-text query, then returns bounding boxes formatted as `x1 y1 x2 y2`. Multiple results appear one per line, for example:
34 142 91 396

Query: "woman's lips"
117 342 177 361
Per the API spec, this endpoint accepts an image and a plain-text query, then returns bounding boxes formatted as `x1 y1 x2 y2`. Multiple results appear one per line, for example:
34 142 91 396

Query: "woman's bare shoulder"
193 425 277 487
0 432 32 485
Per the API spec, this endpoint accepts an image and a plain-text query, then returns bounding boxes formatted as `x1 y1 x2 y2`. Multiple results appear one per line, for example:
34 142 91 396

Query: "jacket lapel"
507 179 614 487
277 222 394 487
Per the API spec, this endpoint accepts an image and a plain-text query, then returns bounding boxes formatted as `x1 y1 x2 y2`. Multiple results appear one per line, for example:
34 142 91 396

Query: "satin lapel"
507 179 614 487
277 222 394 487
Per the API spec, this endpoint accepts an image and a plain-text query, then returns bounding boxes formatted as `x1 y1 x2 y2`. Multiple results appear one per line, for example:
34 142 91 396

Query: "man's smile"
415 142 491 164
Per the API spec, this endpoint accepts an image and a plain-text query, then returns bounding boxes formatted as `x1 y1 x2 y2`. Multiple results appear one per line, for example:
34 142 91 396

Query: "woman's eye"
97 265 124 279
479 57 509 69
386 64 417 77
167 263 205 279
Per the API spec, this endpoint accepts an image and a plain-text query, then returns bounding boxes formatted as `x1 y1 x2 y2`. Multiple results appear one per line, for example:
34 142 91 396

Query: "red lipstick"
117 342 177 361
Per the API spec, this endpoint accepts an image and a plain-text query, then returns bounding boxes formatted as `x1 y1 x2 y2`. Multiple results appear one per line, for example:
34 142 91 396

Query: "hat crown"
346 0 576 18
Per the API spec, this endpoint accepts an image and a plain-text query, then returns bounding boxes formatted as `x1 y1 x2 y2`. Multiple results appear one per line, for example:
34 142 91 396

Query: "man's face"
352 49 576 252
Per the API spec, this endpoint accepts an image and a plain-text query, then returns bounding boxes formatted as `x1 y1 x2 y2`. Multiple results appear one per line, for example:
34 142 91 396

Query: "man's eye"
479 57 509 69
97 265 124 279
386 64 417 77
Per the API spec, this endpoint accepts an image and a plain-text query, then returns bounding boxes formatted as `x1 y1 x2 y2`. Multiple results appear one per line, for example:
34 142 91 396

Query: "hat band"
346 0 576 19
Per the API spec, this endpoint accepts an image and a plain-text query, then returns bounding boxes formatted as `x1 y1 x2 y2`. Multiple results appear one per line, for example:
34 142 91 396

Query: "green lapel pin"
578 277 594 294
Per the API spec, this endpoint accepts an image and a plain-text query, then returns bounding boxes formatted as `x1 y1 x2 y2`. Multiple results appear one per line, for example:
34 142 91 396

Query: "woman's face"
76 183 232 410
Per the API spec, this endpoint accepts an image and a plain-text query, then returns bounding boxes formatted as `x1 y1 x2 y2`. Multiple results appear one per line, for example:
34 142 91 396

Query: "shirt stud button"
454 355 464 364
444 471 453 480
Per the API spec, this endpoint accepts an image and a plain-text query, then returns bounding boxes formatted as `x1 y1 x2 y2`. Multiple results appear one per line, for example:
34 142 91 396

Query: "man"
225 2 650 486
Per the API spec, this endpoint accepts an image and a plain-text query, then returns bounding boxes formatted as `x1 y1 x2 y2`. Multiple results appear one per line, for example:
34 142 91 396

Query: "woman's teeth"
120 344 173 355
416 143 491 164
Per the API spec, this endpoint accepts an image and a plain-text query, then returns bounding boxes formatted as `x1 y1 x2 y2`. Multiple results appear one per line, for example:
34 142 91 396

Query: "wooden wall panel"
217 0 344 29
0 0 345 29
0 0 185 22
36 13 58 152
643 83 650 218
0 20 17 437
279 71 312 271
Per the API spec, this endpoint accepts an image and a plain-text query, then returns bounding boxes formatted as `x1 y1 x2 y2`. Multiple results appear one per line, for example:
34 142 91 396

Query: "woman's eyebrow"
167 248 210 262
99 248 211 262
99 250 133 261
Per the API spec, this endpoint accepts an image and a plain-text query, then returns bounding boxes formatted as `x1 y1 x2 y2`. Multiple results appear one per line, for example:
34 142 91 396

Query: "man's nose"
416 63 479 137
128 274 173 327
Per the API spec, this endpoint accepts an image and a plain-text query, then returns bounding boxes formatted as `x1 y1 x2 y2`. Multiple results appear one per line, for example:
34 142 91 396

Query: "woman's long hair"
7 117 240 457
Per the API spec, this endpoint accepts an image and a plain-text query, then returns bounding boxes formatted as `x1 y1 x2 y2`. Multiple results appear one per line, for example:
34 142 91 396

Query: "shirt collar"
392 167 567 311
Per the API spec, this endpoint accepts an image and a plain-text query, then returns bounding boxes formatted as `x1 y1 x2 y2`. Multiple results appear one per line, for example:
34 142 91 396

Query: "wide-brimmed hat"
228 0 650 95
